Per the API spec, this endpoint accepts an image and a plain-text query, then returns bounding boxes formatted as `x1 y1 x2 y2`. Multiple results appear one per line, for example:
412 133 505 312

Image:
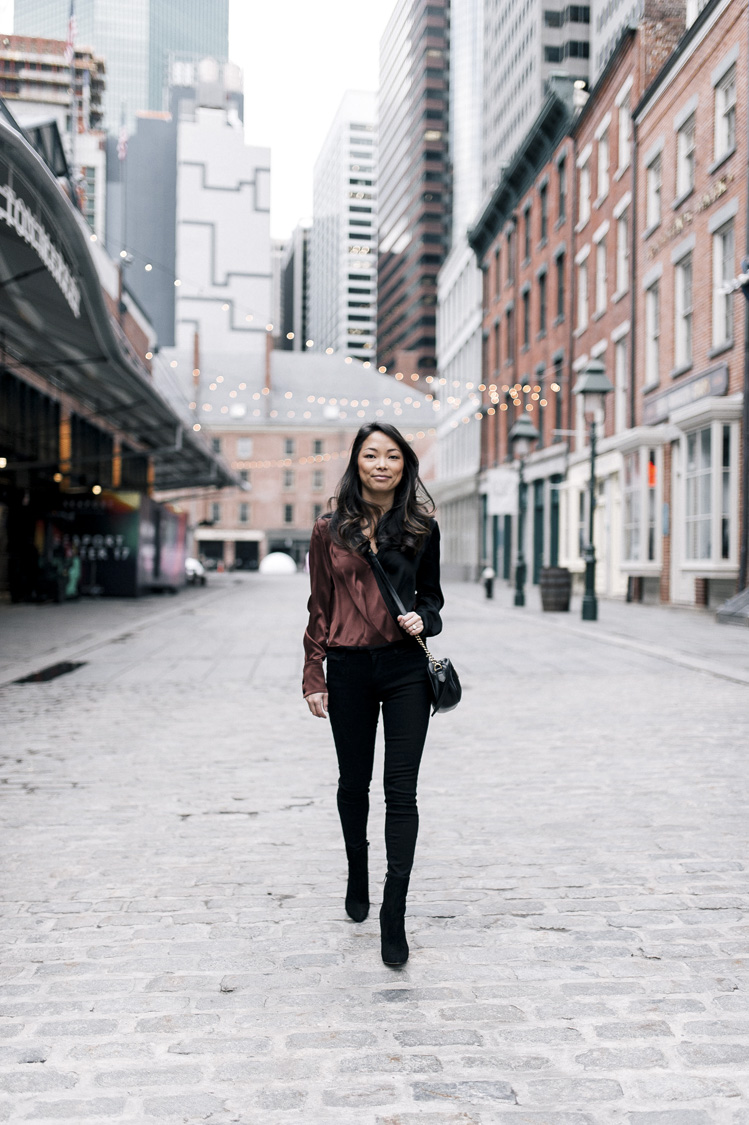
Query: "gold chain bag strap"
368 550 462 716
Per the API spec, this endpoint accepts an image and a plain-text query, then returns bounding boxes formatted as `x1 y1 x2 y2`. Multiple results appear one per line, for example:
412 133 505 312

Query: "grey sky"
0 0 392 240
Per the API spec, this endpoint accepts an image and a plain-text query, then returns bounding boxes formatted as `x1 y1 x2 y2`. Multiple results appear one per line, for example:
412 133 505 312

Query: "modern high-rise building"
281 222 311 351
13 0 229 131
434 0 484 579
377 0 451 378
482 0 590 192
309 90 377 362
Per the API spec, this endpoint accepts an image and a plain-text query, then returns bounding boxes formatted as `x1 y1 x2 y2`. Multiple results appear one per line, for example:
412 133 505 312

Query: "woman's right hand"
305 692 329 719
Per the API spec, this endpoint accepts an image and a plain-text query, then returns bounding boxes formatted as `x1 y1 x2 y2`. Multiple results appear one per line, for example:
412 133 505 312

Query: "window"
539 272 547 334
618 96 631 169
721 424 731 559
494 319 501 370
284 503 294 525
645 282 660 386
558 156 567 220
579 161 591 224
713 222 734 347
283 468 295 489
553 359 563 441
595 239 607 314
616 212 629 294
614 337 627 433
506 307 514 362
523 206 531 260
577 260 589 330
506 228 514 284
239 469 249 484
211 437 221 454
676 115 696 198
623 452 641 561
239 502 249 524
284 437 295 456
313 439 323 455
237 437 253 458
646 156 662 229
312 503 323 521
597 130 609 199
312 469 324 490
211 501 221 523
522 289 531 347
714 65 736 160
539 182 548 241
623 447 659 564
685 427 712 559
494 246 502 296
675 254 693 368
556 253 565 320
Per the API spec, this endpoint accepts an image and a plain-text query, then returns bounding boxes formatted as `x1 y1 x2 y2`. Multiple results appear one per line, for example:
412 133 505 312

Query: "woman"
303 422 444 967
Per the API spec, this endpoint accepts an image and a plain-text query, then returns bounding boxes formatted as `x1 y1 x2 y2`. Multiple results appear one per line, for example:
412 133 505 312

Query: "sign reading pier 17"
0 181 81 317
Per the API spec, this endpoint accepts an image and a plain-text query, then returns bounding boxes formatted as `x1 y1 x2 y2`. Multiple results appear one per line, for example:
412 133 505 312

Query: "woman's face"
357 431 405 507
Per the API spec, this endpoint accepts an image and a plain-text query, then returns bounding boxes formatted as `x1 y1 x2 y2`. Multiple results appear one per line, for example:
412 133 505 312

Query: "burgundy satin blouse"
303 519 402 696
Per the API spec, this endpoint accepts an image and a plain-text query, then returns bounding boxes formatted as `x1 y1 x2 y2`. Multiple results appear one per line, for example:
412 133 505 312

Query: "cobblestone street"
1 575 749 1124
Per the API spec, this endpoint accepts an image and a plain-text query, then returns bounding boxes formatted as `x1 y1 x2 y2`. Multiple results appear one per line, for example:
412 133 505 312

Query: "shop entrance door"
532 480 544 584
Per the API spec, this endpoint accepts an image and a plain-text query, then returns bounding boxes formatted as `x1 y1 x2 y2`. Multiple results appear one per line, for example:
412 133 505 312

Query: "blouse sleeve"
414 521 444 637
302 520 333 696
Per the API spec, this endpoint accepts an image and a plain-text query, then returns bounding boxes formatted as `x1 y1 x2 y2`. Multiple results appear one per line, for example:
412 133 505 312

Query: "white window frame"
577 259 589 330
621 446 662 568
712 221 734 349
578 161 591 226
676 115 696 199
597 130 609 202
595 238 607 315
613 332 628 434
674 403 742 574
714 65 736 161
617 96 631 172
238 502 250 524
646 155 662 230
645 281 660 388
674 253 693 369
615 210 629 296
236 437 253 458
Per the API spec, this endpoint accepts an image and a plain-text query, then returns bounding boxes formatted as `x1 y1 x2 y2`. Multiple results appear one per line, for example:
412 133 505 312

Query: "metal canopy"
0 118 235 491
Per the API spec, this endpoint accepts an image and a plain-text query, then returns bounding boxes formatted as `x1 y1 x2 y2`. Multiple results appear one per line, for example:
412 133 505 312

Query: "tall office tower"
482 0 590 192
308 91 377 362
14 0 229 131
281 223 311 351
434 0 484 579
377 0 450 377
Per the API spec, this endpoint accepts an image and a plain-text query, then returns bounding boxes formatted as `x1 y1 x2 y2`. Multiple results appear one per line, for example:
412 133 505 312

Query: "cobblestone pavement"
1 575 748 1124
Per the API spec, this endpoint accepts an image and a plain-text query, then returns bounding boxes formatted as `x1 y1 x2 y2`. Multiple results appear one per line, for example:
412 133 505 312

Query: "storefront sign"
647 174 735 260
0 181 81 317
643 363 728 425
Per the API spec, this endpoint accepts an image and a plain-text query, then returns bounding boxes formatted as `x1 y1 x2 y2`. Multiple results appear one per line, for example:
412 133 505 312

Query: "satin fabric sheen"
302 516 443 696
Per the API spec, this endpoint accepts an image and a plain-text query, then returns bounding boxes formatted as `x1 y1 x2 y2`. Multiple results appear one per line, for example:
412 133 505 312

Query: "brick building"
630 0 747 607
469 81 577 583
468 0 749 610
166 351 437 571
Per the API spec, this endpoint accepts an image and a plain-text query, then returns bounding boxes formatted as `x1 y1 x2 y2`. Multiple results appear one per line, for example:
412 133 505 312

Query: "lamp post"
509 413 539 607
573 358 614 621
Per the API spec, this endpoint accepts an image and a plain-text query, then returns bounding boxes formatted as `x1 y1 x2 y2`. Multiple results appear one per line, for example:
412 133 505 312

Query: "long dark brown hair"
329 423 434 554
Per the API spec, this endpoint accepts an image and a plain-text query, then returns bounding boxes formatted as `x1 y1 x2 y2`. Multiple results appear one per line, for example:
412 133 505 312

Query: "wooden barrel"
539 566 572 611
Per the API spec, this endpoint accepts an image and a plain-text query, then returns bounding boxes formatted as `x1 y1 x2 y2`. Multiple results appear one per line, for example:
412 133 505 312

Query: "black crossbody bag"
369 550 462 716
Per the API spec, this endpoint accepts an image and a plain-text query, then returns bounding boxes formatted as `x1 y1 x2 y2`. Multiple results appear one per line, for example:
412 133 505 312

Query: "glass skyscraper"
14 0 229 131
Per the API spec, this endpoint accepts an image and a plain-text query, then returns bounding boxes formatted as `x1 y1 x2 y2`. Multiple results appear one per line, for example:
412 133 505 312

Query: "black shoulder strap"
368 550 407 619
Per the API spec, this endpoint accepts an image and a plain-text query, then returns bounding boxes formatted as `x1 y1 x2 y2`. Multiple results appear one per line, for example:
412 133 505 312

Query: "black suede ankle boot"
379 873 410 966
345 842 369 922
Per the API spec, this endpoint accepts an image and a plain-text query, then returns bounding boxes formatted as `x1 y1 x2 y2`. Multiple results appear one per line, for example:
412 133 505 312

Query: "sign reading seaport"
0 181 81 318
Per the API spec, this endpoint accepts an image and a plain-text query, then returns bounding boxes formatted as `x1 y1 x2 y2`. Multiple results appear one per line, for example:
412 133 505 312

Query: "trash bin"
539 566 572 611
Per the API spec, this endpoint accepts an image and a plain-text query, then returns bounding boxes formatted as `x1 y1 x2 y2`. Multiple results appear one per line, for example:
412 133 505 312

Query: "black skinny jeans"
326 642 432 879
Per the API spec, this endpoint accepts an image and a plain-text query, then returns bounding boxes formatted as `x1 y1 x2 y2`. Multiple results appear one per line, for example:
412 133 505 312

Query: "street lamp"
573 358 614 621
509 413 539 607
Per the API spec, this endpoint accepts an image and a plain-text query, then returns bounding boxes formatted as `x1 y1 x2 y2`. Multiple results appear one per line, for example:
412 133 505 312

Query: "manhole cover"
15 661 87 683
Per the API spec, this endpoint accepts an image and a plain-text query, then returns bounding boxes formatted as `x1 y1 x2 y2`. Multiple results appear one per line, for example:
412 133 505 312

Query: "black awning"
0 118 235 491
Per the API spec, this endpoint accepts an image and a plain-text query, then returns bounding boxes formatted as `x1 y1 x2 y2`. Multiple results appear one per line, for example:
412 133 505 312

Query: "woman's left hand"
398 611 424 636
